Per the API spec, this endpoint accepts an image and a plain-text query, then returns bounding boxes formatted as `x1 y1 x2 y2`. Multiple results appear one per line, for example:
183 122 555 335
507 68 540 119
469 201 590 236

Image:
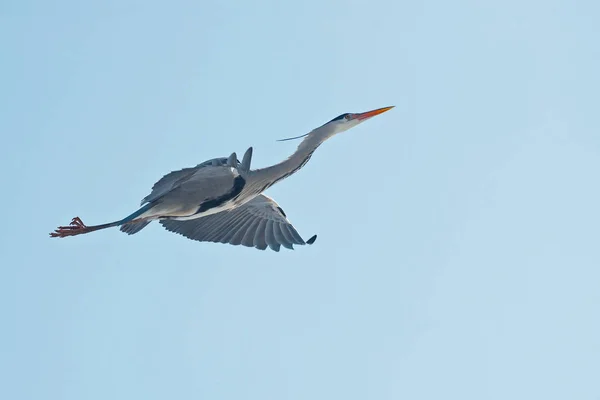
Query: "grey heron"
50 106 393 251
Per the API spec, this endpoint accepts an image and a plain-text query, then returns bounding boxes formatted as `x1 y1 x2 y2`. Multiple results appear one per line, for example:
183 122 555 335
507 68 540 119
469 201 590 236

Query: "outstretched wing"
141 167 198 205
140 157 233 206
159 194 317 251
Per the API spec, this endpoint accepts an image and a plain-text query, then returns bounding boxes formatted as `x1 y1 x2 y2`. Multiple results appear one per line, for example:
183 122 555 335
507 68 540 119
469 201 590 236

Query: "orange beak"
354 106 394 121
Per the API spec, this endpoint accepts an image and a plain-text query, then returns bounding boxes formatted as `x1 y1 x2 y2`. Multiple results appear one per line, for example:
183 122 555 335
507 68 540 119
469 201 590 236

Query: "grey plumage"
140 157 238 206
160 194 314 251
227 152 237 167
120 220 151 235
123 155 316 250
140 167 198 206
144 161 243 219
240 147 253 172
131 154 314 251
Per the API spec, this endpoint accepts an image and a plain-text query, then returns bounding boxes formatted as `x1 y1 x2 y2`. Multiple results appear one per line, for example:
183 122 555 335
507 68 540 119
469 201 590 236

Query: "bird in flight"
50 106 393 251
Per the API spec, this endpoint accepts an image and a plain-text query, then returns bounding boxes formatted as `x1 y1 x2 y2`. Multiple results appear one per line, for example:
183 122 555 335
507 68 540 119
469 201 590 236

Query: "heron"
50 106 393 251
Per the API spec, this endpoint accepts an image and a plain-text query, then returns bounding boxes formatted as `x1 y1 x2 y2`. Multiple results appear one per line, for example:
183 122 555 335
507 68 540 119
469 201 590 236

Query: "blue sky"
1 1 599 399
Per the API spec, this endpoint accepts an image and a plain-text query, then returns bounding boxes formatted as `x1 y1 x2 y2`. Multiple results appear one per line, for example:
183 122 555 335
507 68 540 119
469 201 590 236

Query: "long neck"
245 131 326 195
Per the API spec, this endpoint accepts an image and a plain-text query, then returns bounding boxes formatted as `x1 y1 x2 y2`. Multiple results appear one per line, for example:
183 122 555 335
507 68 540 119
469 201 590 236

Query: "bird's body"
51 106 393 251
139 162 246 220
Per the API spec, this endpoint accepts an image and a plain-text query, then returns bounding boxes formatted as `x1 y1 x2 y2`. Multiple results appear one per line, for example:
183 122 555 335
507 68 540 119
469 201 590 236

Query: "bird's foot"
50 216 89 238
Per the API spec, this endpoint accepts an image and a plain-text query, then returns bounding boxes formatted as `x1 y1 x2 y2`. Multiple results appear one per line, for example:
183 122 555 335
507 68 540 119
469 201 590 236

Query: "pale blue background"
1 1 599 399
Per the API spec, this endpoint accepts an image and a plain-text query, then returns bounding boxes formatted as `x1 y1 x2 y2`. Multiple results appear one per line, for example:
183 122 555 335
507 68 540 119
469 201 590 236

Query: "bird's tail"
119 220 151 235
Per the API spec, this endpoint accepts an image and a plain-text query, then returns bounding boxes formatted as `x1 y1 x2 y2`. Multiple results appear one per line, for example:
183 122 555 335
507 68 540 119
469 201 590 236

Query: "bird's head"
278 106 394 143
324 106 395 135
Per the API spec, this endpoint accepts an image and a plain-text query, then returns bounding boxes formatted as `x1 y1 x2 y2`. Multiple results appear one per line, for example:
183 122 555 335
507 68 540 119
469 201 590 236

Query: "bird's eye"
345 114 352 120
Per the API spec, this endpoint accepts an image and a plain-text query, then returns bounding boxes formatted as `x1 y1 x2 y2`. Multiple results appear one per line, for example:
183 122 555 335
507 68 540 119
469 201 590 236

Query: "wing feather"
241 218 260 247
159 194 315 251
229 215 256 246
220 213 253 244
141 167 198 205
253 220 268 250
279 224 297 246
269 222 289 249
200 212 232 242
287 225 305 244
140 157 240 219
264 220 280 252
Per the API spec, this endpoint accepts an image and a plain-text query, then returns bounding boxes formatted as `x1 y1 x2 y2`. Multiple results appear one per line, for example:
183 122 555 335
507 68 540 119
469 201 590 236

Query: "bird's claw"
70 217 86 228
50 216 88 238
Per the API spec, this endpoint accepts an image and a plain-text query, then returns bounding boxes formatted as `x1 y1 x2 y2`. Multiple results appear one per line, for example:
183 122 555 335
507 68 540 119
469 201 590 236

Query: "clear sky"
1 1 599 399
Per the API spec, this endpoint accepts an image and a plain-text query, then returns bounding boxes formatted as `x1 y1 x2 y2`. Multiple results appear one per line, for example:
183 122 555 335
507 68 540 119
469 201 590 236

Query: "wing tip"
306 234 317 245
